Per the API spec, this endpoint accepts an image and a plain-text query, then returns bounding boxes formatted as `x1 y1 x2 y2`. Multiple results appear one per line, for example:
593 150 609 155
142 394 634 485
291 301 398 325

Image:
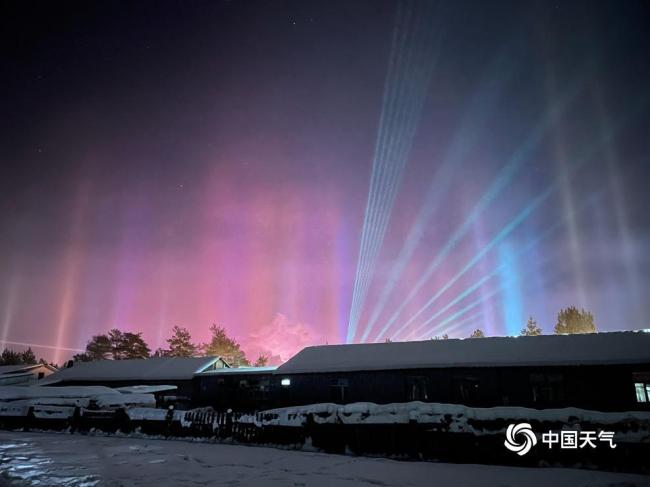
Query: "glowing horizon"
1 1 649 365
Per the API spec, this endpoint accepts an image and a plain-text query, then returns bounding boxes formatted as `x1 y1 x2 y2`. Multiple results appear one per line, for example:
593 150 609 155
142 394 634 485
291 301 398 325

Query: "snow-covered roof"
195 366 277 376
41 356 223 384
275 331 650 375
114 385 178 394
0 363 56 375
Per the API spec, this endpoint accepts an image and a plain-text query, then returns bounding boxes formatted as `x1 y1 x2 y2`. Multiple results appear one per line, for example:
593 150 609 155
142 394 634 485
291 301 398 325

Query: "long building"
37 332 650 412
42 356 228 407
195 331 650 412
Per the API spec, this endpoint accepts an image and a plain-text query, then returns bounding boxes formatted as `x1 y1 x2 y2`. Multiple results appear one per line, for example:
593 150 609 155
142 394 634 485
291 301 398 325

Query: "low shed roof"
41 356 224 384
275 331 650 375
0 363 57 375
195 366 277 376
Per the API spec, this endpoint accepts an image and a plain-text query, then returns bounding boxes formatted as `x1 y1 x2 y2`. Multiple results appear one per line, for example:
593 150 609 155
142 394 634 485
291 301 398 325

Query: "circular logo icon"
504 423 537 456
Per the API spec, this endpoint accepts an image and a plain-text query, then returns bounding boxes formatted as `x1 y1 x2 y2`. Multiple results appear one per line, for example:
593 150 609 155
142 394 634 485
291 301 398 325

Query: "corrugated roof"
41 356 223 384
275 331 650 375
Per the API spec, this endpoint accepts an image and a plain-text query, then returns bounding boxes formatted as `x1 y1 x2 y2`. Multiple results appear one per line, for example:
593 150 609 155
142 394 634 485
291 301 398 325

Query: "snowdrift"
0 384 156 415
255 401 650 441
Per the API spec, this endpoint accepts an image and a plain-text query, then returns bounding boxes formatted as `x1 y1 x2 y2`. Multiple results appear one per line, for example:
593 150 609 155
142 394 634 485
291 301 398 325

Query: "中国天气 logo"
504 423 537 456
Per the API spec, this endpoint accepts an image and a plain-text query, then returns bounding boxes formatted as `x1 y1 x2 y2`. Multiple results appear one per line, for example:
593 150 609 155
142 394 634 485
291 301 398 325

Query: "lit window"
635 383 648 403
281 378 291 387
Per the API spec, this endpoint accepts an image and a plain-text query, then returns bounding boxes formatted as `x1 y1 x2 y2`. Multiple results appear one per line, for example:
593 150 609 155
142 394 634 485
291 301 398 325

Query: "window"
530 373 565 404
634 383 649 403
632 373 650 404
329 378 349 403
37 372 45 380
281 378 291 387
406 376 429 401
454 376 480 404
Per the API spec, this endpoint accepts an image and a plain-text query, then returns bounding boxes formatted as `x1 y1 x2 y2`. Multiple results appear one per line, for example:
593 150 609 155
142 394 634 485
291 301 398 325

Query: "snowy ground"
0 432 649 487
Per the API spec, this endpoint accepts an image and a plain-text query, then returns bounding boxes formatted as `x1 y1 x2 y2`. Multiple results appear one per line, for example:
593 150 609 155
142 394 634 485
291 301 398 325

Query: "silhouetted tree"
0 348 21 365
202 324 250 367
72 352 92 362
432 334 449 340
166 325 198 357
76 334 112 361
554 306 596 334
120 332 151 359
108 329 127 360
521 316 542 336
469 329 485 338
254 355 269 367
74 329 150 361
152 347 169 358
20 347 37 365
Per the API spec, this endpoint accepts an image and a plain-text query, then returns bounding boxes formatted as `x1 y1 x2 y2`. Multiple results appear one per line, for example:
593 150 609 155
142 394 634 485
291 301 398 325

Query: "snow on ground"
0 432 649 487
259 400 650 429
0 385 156 410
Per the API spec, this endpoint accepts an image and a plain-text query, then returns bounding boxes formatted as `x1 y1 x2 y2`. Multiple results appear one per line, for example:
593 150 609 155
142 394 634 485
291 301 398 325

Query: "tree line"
435 305 597 340
73 324 269 367
3 306 598 369
0 347 46 366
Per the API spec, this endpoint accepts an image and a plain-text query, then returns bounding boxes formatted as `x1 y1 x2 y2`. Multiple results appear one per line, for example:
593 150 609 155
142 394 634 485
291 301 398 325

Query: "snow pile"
0 402 30 417
114 385 177 394
0 385 155 414
32 405 76 420
126 407 168 421
257 401 650 440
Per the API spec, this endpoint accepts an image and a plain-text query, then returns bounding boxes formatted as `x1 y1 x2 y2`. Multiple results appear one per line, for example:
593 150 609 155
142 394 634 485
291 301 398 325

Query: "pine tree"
554 306 596 334
202 324 250 367
20 347 37 365
152 347 169 358
82 334 112 361
108 329 126 360
120 332 151 359
521 316 542 336
72 352 92 362
254 355 269 367
1 348 22 365
469 329 485 338
166 325 197 357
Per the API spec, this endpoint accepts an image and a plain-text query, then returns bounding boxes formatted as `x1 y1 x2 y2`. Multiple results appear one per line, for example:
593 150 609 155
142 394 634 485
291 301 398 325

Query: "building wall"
269 364 650 412
193 373 274 411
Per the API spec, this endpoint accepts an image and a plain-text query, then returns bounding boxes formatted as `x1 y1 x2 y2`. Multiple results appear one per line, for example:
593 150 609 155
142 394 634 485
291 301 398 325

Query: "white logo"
504 423 537 456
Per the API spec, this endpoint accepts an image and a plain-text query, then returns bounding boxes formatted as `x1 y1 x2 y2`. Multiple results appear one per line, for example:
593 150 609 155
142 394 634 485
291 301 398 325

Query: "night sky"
2 0 649 365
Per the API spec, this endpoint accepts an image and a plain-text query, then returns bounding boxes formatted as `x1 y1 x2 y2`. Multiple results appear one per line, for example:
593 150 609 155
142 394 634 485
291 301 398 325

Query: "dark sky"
1 0 649 364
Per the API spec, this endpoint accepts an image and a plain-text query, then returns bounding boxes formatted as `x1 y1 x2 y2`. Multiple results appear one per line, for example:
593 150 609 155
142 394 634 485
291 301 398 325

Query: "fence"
1 403 648 473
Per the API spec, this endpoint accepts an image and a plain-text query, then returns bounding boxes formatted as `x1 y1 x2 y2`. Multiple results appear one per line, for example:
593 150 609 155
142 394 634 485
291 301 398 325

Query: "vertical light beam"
347 0 441 343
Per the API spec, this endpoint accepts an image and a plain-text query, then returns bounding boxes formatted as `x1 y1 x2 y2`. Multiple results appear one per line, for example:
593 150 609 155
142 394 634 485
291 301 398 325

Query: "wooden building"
42 356 228 408
0 363 58 386
267 331 650 412
193 366 277 411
